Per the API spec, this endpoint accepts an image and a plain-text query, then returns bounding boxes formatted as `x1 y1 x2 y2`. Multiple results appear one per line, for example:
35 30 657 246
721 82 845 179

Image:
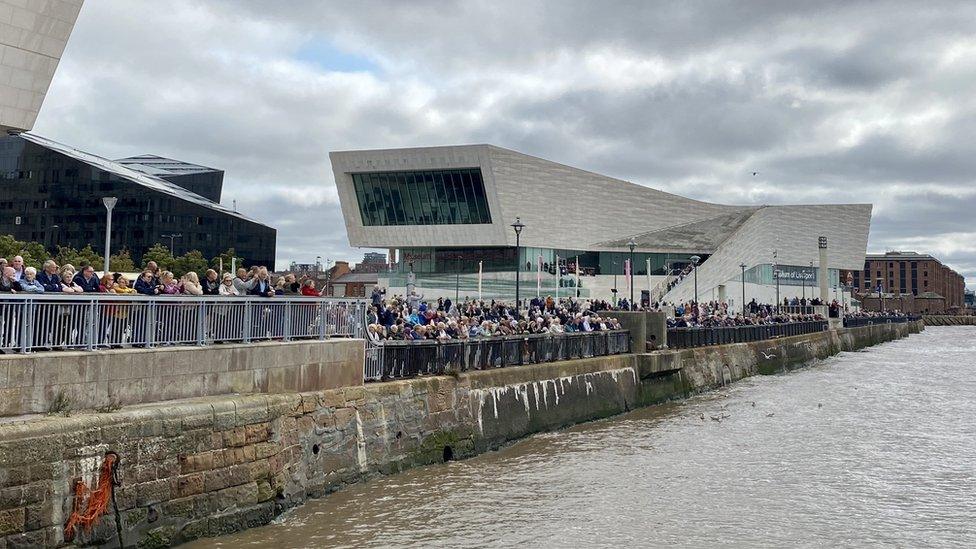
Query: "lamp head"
102 196 118 210
690 255 701 265
510 217 525 236
627 238 636 252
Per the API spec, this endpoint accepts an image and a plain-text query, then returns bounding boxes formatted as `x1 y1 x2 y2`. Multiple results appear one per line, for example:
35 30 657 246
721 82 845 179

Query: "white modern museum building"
330 144 871 307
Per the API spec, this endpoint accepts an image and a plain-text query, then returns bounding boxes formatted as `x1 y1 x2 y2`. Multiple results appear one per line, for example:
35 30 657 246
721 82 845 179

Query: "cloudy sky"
34 1 976 286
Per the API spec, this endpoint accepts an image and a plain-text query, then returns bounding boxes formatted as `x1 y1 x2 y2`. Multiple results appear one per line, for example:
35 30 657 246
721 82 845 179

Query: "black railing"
368 330 630 381
843 315 921 328
667 321 828 349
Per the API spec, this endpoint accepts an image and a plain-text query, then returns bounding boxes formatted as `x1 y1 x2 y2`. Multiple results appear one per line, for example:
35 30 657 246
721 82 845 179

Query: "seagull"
699 412 705 421
751 401 756 407
818 403 823 408
751 171 759 176
761 352 776 359
710 415 722 422
766 412 775 417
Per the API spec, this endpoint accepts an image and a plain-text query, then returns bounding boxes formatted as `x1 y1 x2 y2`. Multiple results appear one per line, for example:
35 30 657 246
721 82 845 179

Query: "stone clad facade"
0 0 82 133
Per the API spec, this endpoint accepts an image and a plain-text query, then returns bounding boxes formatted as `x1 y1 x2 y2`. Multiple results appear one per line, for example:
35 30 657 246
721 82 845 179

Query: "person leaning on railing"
219 273 240 296
135 270 161 295
0 267 18 293
60 268 84 293
37 260 62 293
18 267 44 293
201 269 220 295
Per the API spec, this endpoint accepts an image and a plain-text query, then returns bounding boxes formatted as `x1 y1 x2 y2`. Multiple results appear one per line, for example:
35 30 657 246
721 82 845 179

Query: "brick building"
847 251 966 310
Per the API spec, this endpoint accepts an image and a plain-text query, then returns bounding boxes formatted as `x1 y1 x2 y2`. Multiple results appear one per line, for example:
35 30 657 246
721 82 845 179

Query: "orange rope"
64 452 118 541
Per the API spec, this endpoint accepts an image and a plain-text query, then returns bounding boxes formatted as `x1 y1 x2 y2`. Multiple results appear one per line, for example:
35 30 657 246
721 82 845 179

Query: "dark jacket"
73 272 101 292
201 278 220 295
36 270 62 293
134 277 158 295
248 278 274 297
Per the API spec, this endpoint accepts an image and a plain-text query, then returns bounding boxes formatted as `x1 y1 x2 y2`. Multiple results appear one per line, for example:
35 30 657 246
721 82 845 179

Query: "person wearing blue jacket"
18 267 45 293
36 260 62 293
72 265 100 292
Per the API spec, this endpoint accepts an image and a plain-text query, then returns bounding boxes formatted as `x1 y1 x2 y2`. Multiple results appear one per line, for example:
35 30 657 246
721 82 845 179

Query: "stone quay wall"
922 315 976 326
0 320 922 548
0 339 365 417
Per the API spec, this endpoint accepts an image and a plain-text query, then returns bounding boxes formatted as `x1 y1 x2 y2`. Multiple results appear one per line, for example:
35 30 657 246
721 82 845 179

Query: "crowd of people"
666 299 827 328
366 289 623 341
0 256 329 298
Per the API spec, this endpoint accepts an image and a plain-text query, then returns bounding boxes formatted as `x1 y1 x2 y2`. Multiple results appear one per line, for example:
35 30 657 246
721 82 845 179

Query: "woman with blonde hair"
60 267 84 293
159 271 180 295
181 271 203 295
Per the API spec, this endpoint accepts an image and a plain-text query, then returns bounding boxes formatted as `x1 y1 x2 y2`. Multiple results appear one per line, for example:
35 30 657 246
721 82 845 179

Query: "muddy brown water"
189 326 976 548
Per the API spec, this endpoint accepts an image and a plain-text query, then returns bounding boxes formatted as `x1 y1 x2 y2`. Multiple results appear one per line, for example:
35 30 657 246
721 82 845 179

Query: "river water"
196 327 976 548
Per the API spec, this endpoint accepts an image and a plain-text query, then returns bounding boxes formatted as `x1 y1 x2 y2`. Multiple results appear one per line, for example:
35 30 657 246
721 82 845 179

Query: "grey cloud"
30 0 976 287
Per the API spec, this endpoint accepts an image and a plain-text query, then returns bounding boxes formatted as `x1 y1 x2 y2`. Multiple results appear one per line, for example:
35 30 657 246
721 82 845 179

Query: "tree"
53 245 101 270
141 243 175 272
108 249 136 273
211 248 244 274
173 250 209 278
0 235 49 269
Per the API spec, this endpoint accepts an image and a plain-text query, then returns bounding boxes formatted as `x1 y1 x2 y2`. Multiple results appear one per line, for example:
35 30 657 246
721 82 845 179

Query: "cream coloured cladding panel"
0 0 82 133
331 144 744 250
663 204 872 303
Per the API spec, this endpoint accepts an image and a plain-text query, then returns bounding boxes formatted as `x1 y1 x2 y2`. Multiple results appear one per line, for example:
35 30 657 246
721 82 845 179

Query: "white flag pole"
646 258 652 305
554 255 559 301
536 254 542 298
478 260 483 302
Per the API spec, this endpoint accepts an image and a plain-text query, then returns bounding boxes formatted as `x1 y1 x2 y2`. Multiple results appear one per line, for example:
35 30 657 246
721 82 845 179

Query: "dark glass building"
0 133 276 268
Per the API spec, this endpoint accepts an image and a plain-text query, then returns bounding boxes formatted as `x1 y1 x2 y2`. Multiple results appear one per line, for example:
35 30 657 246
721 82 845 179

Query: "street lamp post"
690 255 701 303
511 217 525 316
455 254 461 304
740 263 747 316
628 238 636 310
102 197 117 274
161 233 182 256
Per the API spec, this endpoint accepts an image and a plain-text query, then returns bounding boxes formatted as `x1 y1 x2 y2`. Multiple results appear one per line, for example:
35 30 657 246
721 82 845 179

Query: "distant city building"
0 133 277 267
0 0 82 133
353 251 388 273
330 144 871 303
852 251 965 309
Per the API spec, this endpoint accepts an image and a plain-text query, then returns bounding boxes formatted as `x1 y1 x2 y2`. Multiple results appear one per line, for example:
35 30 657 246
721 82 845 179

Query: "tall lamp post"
740 263 747 316
690 255 701 303
102 197 117 274
511 217 525 316
161 233 182 256
627 238 636 310
455 254 461 304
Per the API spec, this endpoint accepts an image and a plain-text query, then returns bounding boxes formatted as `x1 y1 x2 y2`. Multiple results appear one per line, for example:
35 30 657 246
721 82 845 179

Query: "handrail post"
243 300 252 343
19 298 31 353
146 300 156 348
197 300 206 346
318 301 327 340
283 301 292 341
86 298 95 351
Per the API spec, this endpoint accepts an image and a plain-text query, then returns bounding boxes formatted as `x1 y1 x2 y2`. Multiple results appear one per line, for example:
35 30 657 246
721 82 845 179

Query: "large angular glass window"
352 168 491 226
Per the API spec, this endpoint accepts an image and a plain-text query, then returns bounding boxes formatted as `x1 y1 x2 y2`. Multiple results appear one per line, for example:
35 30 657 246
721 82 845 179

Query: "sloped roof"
332 272 379 284
593 208 760 252
116 154 220 177
18 133 266 226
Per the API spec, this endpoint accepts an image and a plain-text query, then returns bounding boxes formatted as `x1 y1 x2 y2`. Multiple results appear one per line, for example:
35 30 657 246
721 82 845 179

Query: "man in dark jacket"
134 270 160 295
73 265 100 292
36 260 63 293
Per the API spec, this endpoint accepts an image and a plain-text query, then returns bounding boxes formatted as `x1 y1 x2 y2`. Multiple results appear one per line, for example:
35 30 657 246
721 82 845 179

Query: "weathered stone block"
176 474 204 498
179 452 213 475
0 508 26 536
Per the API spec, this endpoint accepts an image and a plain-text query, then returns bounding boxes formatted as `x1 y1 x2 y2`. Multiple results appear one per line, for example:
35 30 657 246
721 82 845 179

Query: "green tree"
173 250 209 278
53 245 102 270
0 235 49 269
141 243 175 272
108 249 136 272
211 248 244 274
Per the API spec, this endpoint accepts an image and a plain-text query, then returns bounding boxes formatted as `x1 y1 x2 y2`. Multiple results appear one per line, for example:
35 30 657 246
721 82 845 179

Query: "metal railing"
667 320 828 349
0 295 367 353
364 330 630 381
842 314 920 328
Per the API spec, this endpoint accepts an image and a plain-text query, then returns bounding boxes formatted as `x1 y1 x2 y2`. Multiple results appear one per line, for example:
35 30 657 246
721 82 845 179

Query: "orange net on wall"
64 452 119 542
